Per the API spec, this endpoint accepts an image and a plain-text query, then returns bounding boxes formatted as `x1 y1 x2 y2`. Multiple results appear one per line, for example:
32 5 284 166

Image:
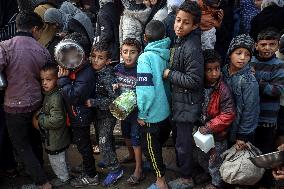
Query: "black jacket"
95 2 120 64
168 29 204 123
57 63 96 127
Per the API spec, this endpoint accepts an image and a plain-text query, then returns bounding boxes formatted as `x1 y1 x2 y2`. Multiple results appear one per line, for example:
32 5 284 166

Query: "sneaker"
97 160 106 169
70 174 99 188
102 169 123 187
51 178 70 187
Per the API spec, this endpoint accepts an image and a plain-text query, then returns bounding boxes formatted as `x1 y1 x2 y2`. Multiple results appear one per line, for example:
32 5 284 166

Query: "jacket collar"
223 63 252 77
15 31 34 38
43 87 59 96
175 28 201 45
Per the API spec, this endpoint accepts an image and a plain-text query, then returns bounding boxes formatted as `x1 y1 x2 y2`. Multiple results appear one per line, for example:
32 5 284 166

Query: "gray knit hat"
227 34 255 56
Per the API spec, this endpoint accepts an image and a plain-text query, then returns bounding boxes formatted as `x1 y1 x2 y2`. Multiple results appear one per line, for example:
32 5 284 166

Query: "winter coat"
119 7 151 44
38 88 70 154
89 66 117 119
0 32 51 113
95 2 120 64
57 63 96 127
168 29 204 123
223 64 260 142
202 79 236 141
136 37 171 123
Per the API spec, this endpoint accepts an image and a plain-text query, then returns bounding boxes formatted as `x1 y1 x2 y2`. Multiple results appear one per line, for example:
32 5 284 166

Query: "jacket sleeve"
168 47 204 90
96 12 113 45
136 56 155 120
57 70 95 105
236 79 260 142
38 95 66 130
259 64 284 97
205 84 236 133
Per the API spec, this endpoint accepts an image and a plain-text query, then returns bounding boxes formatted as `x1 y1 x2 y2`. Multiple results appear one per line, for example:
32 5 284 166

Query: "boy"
251 28 284 188
164 1 203 188
86 42 123 186
136 20 171 189
0 12 52 189
57 33 99 188
199 50 235 189
251 28 284 155
113 38 144 185
38 64 71 187
222 34 259 149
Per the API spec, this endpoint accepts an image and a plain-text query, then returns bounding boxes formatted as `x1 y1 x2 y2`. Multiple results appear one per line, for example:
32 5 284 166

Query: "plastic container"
193 129 215 153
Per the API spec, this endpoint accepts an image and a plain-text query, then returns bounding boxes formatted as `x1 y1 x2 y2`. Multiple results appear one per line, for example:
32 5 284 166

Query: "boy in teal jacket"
136 20 171 189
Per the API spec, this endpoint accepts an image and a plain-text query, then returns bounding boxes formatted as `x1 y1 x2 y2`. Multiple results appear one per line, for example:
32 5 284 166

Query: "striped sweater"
251 56 284 124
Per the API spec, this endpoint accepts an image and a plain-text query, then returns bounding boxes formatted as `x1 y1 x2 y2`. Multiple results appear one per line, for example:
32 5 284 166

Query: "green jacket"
39 87 70 154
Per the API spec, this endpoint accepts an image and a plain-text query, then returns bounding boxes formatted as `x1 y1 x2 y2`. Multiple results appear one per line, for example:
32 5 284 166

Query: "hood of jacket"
123 7 152 24
144 37 171 61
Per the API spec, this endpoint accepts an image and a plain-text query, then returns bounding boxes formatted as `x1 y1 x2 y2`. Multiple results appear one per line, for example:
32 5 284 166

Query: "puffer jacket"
119 7 151 44
168 29 204 123
38 87 70 154
57 63 96 127
202 79 236 141
223 63 259 142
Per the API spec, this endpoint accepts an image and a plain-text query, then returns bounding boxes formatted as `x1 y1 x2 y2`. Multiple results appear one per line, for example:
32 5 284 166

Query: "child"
57 33 99 188
86 42 123 186
251 28 284 188
199 50 236 189
38 64 71 187
164 1 203 188
113 38 144 185
222 34 259 149
136 20 171 189
251 28 284 154
197 0 224 50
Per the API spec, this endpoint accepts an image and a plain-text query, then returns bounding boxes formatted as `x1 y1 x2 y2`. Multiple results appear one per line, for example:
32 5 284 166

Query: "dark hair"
145 20 165 43
40 63 58 76
257 28 281 41
122 38 142 53
91 42 112 59
64 32 91 56
203 49 222 65
177 0 201 25
16 12 44 31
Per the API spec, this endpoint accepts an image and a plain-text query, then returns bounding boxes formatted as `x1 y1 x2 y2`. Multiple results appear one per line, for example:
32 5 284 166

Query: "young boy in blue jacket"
136 20 171 189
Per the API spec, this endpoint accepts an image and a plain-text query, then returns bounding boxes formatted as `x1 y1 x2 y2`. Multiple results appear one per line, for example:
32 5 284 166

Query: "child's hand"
273 167 284 180
58 67 70 78
235 140 248 151
112 84 119 91
137 119 146 126
32 114 39 130
163 69 170 79
199 126 208 135
85 99 92 107
278 144 284 151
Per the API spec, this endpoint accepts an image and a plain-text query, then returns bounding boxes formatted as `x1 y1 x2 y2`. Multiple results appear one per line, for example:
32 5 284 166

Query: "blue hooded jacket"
136 37 171 123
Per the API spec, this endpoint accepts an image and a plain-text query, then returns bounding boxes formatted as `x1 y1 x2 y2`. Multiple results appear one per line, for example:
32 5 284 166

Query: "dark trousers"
175 122 194 178
5 112 47 185
72 126 97 177
141 118 171 178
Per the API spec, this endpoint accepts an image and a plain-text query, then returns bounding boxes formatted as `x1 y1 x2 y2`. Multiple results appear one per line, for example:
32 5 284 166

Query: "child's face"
230 48 251 71
121 44 139 68
205 62 221 85
40 70 57 92
256 39 279 59
174 10 198 37
90 50 110 71
254 0 263 9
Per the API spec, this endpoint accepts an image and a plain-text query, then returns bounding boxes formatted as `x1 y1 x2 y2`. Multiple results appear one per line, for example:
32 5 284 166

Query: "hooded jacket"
136 37 171 123
223 63 259 142
38 87 71 154
168 29 204 123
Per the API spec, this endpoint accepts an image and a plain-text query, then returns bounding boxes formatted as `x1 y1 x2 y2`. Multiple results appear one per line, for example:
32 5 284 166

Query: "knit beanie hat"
227 34 255 56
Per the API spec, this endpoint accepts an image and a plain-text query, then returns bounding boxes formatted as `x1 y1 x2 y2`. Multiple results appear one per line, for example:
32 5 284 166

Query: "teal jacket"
136 37 171 123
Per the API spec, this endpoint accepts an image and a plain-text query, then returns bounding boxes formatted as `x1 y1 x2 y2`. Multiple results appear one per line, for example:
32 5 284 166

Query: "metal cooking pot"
249 150 284 169
54 39 85 71
0 72 7 89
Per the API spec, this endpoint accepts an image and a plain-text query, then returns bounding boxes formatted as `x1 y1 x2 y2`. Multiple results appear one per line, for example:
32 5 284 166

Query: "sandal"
127 174 145 185
205 183 220 189
119 156 135 164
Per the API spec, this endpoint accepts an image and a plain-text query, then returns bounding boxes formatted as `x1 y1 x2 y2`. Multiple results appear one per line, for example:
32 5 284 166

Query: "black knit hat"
227 34 255 57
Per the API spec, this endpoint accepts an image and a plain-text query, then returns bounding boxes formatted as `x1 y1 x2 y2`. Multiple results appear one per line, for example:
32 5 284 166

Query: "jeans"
5 112 47 185
48 151 69 182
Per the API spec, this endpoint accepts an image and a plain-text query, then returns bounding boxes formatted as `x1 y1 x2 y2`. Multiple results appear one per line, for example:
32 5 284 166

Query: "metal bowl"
249 150 284 169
